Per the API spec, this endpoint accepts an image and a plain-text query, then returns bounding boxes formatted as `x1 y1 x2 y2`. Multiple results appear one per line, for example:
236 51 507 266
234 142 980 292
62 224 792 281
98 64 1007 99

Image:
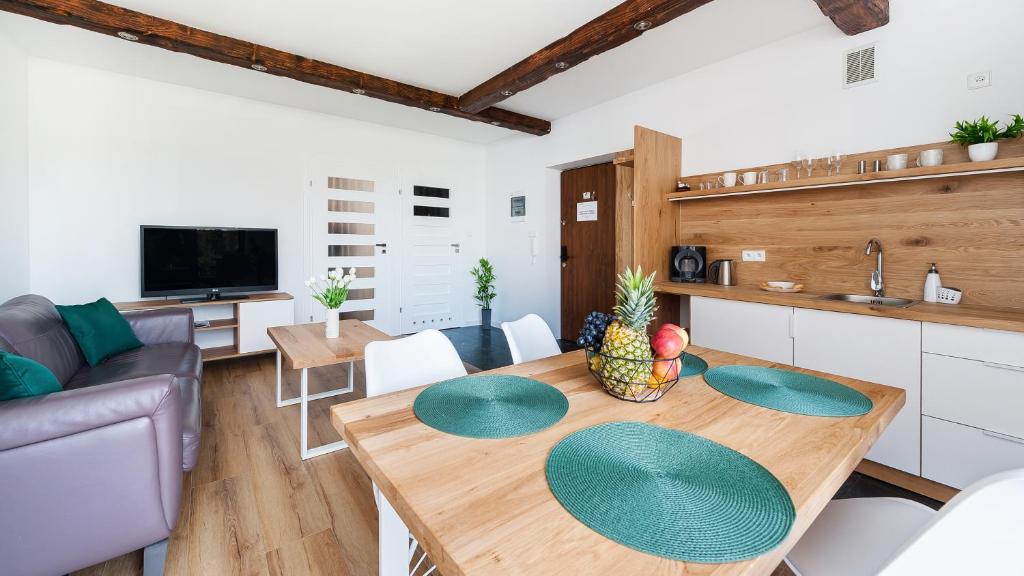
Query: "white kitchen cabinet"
922 322 1024 368
922 416 1024 490
238 299 294 353
923 353 1024 439
921 323 1024 488
793 308 921 475
689 296 793 365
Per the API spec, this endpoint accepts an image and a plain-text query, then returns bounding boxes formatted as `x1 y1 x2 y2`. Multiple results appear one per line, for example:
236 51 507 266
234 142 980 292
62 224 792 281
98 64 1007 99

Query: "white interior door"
306 164 398 335
400 184 462 334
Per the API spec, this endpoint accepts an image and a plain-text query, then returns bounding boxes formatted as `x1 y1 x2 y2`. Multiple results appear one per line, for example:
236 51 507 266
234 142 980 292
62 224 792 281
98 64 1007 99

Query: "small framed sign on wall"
510 194 527 223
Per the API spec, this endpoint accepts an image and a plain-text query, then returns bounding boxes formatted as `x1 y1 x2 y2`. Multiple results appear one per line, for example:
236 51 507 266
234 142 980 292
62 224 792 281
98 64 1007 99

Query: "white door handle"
982 361 1024 373
983 429 1024 445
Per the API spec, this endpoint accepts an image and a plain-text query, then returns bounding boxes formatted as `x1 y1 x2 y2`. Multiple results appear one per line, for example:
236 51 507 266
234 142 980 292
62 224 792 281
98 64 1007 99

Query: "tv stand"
115 292 293 362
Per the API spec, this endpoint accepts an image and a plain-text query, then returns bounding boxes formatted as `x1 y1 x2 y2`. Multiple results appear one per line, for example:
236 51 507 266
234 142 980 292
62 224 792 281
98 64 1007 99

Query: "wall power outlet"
742 249 766 262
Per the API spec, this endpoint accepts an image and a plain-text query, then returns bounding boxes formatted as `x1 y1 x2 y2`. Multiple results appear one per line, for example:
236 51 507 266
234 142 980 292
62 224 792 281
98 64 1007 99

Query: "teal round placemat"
413 375 569 438
703 365 872 417
546 421 794 563
679 352 708 377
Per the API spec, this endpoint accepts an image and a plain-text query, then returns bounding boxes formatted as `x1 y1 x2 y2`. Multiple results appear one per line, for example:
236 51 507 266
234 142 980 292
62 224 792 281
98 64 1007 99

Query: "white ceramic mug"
739 171 758 186
886 153 908 170
717 172 738 187
917 149 944 167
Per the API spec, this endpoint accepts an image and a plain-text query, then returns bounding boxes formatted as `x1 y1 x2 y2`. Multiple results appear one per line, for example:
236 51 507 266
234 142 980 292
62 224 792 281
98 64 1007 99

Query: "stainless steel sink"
820 294 916 307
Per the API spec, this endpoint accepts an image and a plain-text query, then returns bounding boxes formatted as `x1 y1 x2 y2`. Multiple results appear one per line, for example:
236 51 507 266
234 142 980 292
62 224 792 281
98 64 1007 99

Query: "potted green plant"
305 268 356 338
470 258 496 328
950 114 1023 162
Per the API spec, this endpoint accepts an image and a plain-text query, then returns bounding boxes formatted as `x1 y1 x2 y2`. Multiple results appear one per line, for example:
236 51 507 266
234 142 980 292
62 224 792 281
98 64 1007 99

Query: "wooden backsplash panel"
677 172 1024 308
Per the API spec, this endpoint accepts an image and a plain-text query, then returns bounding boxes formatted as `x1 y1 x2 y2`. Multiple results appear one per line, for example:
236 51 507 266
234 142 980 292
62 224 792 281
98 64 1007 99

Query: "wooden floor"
74 354 405 576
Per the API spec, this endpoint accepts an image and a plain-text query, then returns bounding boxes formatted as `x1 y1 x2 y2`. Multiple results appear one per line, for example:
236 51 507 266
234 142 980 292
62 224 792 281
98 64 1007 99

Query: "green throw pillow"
0 351 62 401
56 297 143 367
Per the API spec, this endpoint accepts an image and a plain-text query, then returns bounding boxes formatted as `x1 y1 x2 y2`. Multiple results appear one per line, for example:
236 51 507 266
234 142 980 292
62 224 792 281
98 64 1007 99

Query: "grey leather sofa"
0 295 202 576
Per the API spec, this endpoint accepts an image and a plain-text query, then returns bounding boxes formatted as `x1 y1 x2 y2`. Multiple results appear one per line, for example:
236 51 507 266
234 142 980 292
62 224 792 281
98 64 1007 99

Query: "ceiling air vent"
844 44 876 88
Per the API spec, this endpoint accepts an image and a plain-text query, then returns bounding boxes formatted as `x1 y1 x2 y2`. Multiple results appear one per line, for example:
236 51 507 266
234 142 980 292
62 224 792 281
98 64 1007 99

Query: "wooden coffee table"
268 320 390 459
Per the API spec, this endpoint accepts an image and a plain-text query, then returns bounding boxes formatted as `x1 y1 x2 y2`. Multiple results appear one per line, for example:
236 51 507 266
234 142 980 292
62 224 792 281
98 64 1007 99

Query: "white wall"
0 34 29 302
485 0 1024 337
24 59 487 330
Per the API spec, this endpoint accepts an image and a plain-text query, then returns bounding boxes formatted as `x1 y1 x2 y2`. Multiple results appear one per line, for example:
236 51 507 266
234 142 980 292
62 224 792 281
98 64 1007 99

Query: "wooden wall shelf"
669 156 1024 201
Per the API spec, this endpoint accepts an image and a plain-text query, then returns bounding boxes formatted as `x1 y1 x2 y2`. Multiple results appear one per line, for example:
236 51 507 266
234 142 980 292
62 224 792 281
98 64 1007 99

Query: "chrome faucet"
865 238 884 297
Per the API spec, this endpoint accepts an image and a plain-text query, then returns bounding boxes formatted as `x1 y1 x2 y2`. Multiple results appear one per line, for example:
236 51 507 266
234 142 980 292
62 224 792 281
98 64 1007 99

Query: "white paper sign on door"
576 201 598 222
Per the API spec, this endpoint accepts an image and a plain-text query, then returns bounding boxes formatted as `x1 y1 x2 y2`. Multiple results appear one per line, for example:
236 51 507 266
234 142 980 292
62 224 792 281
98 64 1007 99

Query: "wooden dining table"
331 346 905 575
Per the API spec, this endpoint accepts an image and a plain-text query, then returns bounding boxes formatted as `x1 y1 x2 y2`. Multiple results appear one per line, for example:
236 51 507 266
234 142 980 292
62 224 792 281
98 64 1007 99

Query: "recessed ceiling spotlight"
633 20 653 31
117 31 139 41
251 64 268 72
554 61 570 70
352 88 367 95
500 89 514 97
490 121 501 126
428 106 441 112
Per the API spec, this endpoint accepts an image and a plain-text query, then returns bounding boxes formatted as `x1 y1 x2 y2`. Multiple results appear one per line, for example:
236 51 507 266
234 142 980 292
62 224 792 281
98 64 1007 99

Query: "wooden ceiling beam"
0 0 551 135
812 0 889 35
457 0 714 114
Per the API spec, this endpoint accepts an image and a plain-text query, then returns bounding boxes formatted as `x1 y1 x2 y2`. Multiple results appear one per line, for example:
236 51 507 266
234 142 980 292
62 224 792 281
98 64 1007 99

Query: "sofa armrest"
0 375 182 452
0 376 184 575
123 307 195 345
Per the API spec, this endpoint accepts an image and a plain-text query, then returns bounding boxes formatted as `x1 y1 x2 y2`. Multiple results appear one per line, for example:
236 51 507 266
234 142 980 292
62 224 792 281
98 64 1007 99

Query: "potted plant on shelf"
305 268 356 338
470 258 496 328
950 114 1023 162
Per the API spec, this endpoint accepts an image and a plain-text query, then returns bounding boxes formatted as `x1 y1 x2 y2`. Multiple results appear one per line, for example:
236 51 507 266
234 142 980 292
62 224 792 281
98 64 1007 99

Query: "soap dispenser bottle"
923 263 942 303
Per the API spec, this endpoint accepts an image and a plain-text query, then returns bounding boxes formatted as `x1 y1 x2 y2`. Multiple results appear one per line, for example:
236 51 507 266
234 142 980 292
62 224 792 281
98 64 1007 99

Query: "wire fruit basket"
584 347 682 402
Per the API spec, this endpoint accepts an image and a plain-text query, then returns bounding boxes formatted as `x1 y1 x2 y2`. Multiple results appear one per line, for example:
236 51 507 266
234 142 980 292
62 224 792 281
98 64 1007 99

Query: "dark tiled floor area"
441 325 578 371
442 324 942 509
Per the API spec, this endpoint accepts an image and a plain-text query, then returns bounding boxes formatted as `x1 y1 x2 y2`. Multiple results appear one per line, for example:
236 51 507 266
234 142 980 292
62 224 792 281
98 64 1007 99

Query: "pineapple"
600 267 657 396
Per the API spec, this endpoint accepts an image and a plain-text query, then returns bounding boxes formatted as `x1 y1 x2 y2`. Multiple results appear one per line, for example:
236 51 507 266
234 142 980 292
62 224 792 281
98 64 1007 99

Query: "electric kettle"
708 259 736 286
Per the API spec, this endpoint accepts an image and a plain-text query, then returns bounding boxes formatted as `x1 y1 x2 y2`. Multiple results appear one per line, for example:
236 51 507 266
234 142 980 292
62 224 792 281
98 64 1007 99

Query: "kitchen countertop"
655 282 1024 334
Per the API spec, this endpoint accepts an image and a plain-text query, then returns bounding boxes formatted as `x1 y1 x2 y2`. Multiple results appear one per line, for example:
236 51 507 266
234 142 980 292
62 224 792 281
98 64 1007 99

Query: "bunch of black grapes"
577 311 616 351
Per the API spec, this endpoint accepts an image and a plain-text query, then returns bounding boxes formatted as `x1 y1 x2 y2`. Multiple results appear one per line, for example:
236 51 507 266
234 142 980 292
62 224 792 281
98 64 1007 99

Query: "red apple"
651 326 684 358
658 323 690 353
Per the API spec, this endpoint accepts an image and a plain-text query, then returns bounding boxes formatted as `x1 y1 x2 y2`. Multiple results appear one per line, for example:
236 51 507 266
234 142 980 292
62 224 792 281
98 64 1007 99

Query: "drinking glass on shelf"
803 156 815 178
829 151 845 176
792 152 806 179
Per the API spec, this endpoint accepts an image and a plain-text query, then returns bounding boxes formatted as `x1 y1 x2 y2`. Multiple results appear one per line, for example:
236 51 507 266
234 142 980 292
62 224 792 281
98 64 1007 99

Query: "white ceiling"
0 0 827 143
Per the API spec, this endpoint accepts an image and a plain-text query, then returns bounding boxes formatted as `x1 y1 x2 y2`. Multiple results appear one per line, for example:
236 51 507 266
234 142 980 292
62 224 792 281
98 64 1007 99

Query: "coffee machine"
670 245 706 283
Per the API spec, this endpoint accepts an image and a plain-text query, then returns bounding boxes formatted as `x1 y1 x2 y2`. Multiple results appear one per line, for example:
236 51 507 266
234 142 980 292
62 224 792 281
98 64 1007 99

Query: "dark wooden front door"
560 162 617 339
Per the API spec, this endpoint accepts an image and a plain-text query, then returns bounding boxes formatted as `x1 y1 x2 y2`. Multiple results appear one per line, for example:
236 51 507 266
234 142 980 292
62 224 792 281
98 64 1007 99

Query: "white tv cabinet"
115 292 294 361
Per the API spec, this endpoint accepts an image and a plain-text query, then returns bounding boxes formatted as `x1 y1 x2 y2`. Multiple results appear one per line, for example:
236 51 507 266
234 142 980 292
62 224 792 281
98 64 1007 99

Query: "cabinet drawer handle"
982 429 1024 445
982 361 1024 373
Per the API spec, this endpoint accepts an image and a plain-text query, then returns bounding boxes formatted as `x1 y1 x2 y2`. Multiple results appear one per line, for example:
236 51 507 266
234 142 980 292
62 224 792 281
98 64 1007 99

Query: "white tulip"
348 267 357 276
303 279 313 287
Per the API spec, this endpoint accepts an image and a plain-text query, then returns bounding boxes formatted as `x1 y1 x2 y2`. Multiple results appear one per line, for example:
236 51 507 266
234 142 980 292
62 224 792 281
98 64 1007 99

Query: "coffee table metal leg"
299 365 350 460
275 350 284 407
276 354 355 409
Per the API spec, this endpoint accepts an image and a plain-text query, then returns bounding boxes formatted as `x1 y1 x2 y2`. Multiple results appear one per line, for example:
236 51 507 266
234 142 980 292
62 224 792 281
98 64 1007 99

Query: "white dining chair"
784 468 1024 576
364 329 467 576
501 313 561 364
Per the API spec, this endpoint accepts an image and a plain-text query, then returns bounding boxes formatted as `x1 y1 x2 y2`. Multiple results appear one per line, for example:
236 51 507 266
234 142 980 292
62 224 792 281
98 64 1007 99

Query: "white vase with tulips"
305 268 357 338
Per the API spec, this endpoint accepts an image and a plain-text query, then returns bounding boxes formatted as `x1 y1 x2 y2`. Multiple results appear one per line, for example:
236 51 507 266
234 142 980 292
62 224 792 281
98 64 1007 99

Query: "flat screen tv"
141 226 278 300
